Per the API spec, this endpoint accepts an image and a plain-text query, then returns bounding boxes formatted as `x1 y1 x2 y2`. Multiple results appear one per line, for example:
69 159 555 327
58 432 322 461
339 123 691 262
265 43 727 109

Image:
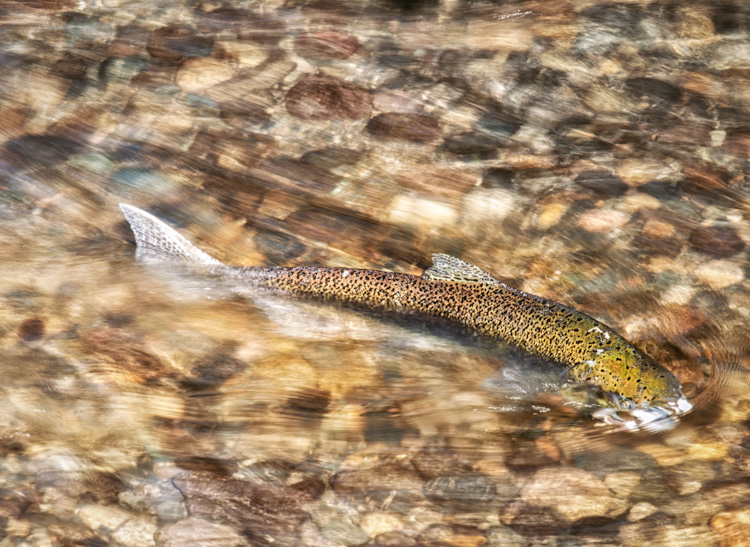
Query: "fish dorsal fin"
120 203 223 266
422 253 499 284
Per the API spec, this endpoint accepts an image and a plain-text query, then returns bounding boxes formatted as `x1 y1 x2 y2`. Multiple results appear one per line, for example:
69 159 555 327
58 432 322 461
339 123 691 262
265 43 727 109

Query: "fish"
119 203 693 425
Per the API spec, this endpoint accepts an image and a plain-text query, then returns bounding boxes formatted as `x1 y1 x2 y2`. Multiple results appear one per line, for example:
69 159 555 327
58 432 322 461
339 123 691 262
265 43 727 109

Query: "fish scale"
120 203 689 410
248 265 679 403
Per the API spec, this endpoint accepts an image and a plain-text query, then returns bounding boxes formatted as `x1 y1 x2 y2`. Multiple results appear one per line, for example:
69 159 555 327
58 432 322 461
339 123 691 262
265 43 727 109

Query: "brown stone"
17 318 45 341
156 517 243 547
411 448 464 479
535 436 563 462
285 74 371 120
81 472 127 504
131 64 177 89
289 477 326 500
197 7 259 33
418 524 487 546
47 522 99 545
81 329 174 385
519 467 613 522
285 388 331 413
219 99 273 130
574 170 629 196
4 135 82 167
214 40 268 69
174 457 238 477
0 106 27 139
175 57 235 93
648 305 708 339
710 508 750 547
172 470 309 540
689 224 746 258
443 132 501 156
683 164 730 191
146 24 213 63
52 52 90 80
424 473 499 511
189 131 275 174
366 113 441 143
724 129 750 157
332 463 424 505
507 503 568 537
494 152 559 170
396 167 477 199
300 147 364 170
658 126 711 146
109 24 150 58
695 260 745 289
681 71 727 100
359 512 404 539
295 31 359 59
182 353 248 389
0 488 39 519
216 137 275 173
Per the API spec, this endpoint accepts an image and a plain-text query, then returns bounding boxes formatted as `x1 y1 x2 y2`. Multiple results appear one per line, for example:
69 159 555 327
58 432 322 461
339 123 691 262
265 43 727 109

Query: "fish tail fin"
119 203 224 267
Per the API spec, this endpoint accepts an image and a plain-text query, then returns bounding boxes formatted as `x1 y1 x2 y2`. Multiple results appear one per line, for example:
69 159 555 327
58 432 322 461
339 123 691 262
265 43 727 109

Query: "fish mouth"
593 393 693 432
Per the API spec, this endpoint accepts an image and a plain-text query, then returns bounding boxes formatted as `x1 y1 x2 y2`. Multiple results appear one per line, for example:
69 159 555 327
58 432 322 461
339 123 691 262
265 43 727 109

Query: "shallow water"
2 0 750 545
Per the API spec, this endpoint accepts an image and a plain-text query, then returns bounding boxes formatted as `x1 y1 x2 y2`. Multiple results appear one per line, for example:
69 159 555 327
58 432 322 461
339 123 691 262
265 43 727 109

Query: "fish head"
629 354 687 407
594 348 682 403
596 357 692 432
613 353 694 428
590 348 690 413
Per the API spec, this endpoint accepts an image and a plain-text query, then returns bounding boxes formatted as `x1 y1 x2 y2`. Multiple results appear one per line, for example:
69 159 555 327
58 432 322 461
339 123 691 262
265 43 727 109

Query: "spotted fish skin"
120 204 686 407
238 263 681 405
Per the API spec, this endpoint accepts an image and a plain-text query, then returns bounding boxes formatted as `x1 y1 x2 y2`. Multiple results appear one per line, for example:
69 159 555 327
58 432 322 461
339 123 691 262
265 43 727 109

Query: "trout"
120 204 692 421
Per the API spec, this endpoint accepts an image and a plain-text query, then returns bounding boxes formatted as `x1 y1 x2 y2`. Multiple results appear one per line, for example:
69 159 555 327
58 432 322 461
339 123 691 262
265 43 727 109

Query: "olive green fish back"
243 255 682 404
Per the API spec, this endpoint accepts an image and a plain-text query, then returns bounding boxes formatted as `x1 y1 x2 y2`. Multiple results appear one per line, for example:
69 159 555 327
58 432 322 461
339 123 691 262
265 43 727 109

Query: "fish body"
120 204 691 415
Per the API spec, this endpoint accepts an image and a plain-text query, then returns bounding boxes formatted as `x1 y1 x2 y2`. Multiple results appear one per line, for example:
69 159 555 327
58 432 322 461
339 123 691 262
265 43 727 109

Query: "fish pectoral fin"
422 253 499 284
562 360 594 381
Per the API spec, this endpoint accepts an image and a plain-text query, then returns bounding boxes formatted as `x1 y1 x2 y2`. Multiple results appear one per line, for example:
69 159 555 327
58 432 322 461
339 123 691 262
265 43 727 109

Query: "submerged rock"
358 512 404 538
366 113 441 143
307 498 369 545
17 318 45 341
695 259 745 289
172 470 312 541
295 31 360 60
146 24 213 62
574 170 629 197
286 74 371 120
155 517 244 547
176 58 235 93
518 467 614 522
332 463 425 509
688 224 746 258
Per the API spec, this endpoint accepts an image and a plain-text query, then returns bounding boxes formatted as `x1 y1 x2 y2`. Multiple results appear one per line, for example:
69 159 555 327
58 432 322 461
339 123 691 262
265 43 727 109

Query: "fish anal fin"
422 253 499 284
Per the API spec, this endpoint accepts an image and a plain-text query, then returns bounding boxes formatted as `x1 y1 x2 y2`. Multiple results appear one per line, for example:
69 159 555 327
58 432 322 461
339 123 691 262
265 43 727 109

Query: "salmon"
120 204 692 422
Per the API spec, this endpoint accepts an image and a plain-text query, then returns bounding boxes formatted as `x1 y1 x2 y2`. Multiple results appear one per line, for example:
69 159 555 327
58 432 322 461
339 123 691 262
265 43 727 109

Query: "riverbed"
1 1 750 545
